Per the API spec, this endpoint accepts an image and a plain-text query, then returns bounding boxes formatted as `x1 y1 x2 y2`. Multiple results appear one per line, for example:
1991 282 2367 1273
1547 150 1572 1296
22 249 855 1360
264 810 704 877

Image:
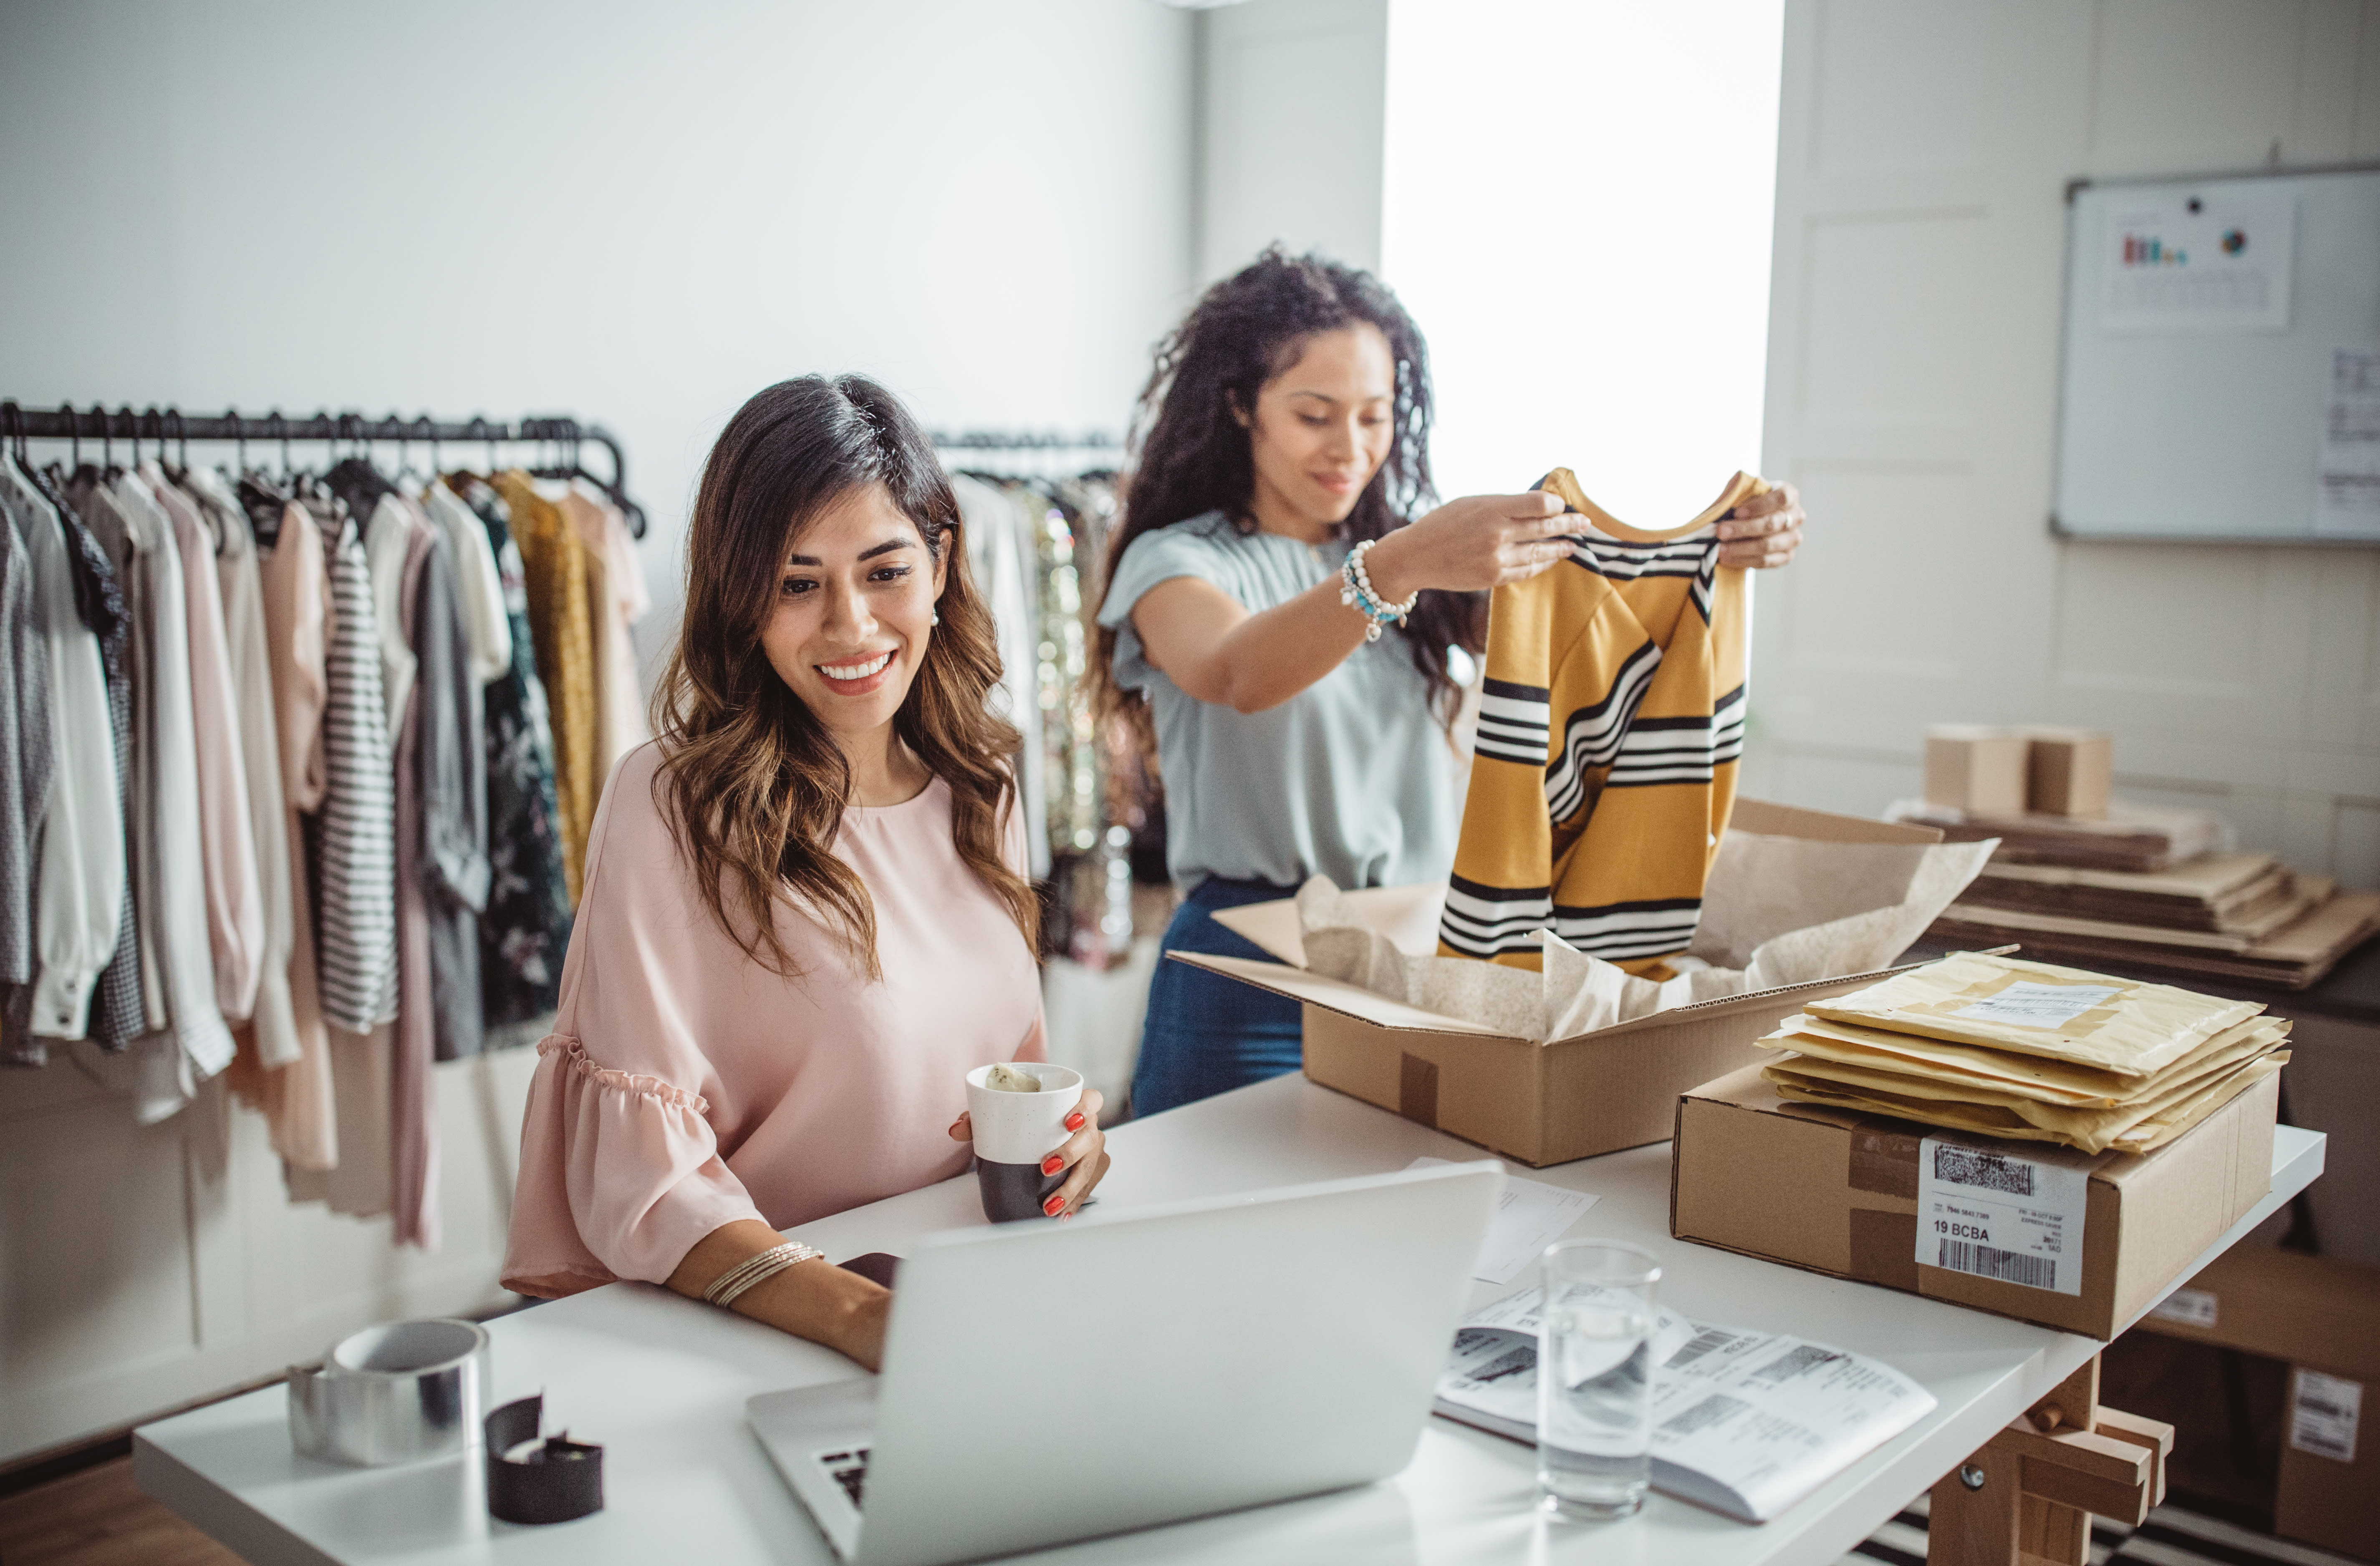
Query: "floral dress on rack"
453 480 573 1032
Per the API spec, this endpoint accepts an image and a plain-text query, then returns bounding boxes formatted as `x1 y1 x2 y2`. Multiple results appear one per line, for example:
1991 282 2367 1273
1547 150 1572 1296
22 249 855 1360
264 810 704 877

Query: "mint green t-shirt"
1098 512 1459 893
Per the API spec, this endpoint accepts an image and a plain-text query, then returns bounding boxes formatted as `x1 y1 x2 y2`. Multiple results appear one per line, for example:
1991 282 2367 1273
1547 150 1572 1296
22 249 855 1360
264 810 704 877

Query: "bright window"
1382 0 1785 524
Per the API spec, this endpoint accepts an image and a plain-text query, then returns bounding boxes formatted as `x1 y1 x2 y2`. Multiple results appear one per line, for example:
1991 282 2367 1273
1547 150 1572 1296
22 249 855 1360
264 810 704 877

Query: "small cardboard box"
2024 726 2114 818
2134 1246 2378 1561
1171 801 1949 1168
1925 724 2031 815
1669 1063 2279 1339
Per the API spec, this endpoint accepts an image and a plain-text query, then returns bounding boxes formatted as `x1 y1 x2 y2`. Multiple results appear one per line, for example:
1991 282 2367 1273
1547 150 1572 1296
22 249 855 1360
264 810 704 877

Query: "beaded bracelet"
1338 539 1419 642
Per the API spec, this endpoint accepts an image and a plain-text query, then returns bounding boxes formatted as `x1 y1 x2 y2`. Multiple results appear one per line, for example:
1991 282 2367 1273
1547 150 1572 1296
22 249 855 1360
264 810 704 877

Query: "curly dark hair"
1091 246 1484 754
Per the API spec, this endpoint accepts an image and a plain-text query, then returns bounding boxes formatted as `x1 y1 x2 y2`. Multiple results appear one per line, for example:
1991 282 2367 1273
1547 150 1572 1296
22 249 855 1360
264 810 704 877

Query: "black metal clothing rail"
928 429 1121 451
0 401 646 538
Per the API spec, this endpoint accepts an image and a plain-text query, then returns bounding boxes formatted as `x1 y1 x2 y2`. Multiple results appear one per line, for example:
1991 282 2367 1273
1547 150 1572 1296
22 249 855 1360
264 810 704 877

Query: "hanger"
544 419 649 538
390 414 433 494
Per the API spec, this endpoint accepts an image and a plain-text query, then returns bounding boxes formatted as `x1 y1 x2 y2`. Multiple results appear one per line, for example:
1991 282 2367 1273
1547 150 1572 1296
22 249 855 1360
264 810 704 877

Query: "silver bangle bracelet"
704 1241 823 1309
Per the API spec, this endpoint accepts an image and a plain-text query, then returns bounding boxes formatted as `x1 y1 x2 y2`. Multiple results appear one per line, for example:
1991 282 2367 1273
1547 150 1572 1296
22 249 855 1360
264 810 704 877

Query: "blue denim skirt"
1128 876 1306 1119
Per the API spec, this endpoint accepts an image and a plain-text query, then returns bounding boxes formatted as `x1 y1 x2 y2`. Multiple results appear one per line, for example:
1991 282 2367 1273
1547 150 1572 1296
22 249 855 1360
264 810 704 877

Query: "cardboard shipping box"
2024 726 2113 818
2135 1246 2380 1562
1925 724 2031 816
1173 801 1964 1168
1670 1062 2278 1339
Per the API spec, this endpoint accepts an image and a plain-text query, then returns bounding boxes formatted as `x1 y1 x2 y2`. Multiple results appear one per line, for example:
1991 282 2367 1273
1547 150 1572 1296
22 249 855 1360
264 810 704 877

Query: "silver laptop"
747 1161 1503 1566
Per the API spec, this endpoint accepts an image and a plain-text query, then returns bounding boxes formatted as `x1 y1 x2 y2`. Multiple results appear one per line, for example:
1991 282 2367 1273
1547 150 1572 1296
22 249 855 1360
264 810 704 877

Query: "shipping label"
2147 1288 2218 1329
1916 1137 2087 1296
2290 1369 2362 1463
1952 981 2121 1030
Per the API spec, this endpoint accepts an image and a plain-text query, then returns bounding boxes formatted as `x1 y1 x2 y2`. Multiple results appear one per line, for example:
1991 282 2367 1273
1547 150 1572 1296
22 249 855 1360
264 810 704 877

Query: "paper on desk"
1406 1156 1598 1284
1433 1289 1937 1523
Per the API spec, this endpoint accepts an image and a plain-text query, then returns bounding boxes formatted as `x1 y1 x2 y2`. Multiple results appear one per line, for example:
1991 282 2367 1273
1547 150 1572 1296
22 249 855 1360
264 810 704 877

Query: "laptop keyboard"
816 1447 870 1509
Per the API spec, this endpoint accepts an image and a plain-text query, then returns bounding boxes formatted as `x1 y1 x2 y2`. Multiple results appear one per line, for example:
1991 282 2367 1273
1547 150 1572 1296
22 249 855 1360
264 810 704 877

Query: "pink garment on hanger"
234 501 336 1172
146 467 264 1022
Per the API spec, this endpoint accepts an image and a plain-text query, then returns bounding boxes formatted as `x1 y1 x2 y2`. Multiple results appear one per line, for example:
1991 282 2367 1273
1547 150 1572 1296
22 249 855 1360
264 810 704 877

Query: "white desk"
136 1074 2325 1566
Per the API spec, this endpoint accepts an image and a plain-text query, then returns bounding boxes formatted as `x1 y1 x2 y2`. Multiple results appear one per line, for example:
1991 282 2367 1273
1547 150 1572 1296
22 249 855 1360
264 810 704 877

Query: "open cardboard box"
1171 799 1954 1168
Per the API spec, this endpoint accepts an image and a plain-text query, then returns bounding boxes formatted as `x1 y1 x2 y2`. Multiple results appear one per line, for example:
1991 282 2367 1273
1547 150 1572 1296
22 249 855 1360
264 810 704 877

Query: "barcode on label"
1664 1329 1740 1370
1932 1146 2034 1197
1658 1392 1747 1438
1750 1344 1846 1385
1470 1346 1536 1385
2294 1422 2354 1460
1937 1238 2057 1291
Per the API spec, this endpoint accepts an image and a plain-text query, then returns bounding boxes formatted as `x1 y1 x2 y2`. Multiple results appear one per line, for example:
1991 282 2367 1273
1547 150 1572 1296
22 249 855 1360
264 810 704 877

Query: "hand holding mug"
949 1064 1110 1221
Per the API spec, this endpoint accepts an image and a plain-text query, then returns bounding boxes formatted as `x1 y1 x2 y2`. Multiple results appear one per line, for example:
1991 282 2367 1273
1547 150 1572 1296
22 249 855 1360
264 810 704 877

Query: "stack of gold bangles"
703 1241 824 1309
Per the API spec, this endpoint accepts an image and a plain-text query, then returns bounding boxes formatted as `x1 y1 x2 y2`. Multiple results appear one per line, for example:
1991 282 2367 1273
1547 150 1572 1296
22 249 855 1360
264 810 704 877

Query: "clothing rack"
929 429 1121 450
0 401 648 538
929 429 1122 479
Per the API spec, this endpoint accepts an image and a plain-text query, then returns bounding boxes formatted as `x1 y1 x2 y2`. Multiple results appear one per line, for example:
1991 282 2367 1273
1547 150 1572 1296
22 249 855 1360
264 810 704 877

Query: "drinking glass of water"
1536 1239 1661 1520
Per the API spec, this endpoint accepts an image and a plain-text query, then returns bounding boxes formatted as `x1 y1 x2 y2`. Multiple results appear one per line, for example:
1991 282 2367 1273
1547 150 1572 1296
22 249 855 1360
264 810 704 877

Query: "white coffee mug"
965 1063 1084 1222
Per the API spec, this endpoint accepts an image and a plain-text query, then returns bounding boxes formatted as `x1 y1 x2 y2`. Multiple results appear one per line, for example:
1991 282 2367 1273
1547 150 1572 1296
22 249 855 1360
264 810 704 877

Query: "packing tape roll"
485 1394 605 1524
287 1318 493 1468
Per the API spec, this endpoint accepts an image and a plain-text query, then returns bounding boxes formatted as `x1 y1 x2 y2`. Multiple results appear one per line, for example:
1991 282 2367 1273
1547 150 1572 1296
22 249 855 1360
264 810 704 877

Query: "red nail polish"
1043 1194 1066 1217
1040 1155 1063 1176
1064 1112 1086 1132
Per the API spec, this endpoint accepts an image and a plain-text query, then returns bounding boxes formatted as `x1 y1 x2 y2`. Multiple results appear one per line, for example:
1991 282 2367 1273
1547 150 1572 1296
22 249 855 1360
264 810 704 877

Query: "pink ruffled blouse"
502 743 1044 1297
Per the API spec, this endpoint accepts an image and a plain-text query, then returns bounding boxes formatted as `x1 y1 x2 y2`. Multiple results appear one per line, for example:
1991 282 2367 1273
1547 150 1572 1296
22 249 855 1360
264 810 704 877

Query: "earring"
931 611 941 625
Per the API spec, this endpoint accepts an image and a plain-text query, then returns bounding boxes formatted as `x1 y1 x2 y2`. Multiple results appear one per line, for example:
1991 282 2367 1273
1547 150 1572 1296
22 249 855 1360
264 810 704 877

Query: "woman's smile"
815 649 896 692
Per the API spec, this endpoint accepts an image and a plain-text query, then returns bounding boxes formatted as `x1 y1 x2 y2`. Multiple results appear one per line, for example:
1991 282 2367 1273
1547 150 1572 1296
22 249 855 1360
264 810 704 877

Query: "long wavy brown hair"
652 375 1037 980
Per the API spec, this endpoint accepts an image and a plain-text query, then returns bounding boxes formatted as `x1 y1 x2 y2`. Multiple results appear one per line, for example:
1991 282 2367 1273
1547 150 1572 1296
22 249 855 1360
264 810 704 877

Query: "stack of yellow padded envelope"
1754 953 2289 1155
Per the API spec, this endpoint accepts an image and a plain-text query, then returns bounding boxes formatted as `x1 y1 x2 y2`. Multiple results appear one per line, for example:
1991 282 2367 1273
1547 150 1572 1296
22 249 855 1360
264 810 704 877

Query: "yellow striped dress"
1436 469 1765 976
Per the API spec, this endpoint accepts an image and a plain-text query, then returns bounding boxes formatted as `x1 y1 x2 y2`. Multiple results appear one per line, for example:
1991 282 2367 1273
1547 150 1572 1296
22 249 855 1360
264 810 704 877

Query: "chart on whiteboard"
2100 189 2294 333
2317 346 2380 538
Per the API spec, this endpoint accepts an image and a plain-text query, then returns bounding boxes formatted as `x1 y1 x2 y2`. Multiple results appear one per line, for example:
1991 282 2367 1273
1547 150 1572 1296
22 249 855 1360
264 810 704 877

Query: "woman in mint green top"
1099 512 1454 891
1093 248 1808 1117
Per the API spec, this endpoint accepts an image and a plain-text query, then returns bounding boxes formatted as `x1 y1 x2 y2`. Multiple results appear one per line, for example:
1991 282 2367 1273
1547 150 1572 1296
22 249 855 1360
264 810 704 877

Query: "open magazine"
1434 1289 1936 1523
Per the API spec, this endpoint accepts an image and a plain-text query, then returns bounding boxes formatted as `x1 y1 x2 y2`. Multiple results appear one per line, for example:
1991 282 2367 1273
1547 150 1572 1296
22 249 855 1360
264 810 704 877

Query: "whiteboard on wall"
2054 164 2380 544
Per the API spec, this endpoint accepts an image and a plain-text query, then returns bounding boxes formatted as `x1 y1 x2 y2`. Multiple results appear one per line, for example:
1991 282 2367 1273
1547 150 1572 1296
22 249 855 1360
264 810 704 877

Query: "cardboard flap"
1731 798 1942 846
1166 951 1517 1039
1209 883 1445 969
1209 899 1308 967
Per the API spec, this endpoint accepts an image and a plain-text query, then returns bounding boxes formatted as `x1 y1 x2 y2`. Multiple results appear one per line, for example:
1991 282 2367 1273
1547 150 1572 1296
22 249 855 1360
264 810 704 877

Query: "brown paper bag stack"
1926 852 2377 990
1753 953 2290 1155
1888 726 2378 988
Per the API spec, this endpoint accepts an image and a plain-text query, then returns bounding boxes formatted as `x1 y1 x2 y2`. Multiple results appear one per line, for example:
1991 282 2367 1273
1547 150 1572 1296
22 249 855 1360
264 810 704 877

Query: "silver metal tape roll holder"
288 1318 493 1468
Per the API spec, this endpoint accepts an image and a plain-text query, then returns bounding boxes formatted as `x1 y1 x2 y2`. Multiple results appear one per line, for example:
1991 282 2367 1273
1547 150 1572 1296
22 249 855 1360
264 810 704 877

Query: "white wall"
0 0 1195 1463
0 0 1196 676
1382 1 1784 519
1748 0 2380 888
1194 0 1388 286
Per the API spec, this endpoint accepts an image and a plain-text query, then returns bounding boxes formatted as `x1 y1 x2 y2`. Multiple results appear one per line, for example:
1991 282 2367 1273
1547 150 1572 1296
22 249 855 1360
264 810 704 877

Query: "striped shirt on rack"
312 503 399 1034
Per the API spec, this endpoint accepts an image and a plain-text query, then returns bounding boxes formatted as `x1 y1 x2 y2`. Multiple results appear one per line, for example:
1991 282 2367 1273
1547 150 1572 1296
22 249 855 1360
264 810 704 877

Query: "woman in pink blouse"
503 376 1109 1369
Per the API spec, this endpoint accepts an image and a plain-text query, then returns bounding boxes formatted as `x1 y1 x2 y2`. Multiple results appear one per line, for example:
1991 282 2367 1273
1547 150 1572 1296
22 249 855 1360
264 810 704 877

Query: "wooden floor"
0 1456 242 1566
